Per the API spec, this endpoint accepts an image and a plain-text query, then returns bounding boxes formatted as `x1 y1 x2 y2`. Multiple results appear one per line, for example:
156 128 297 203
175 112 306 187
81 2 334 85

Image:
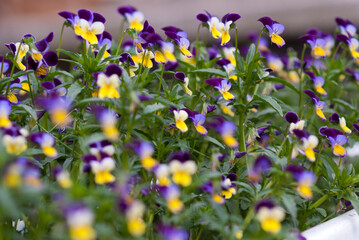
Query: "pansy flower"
220 102 235 117
293 129 319 162
131 49 155 68
284 112 305 134
200 181 225 204
30 132 58 158
41 78 67 97
336 34 359 60
5 41 29 71
221 173 237 199
37 96 73 128
2 126 28 156
205 78 234 100
131 140 158 170
5 80 23 104
59 9 105 44
83 153 116 185
0 99 12 129
163 26 192 57
53 166 72 189
155 41 177 64
2 157 42 188
172 109 189 133
117 6 145 32
64 203 96 240
174 72 192 96
258 17 285 47
306 28 335 56
320 127 347 157
160 184 184 214
124 200 146 236
95 64 122 99
339 117 352 134
256 200 285 234
305 71 327 96
286 164 316 199
301 34 327 58
96 31 112 59
212 118 238 148
182 109 208 136
217 58 237 80
89 140 115 157
153 164 171 186
248 155 272 183
168 152 197 187
96 108 119 141
197 12 241 45
335 17 357 37
303 89 326 121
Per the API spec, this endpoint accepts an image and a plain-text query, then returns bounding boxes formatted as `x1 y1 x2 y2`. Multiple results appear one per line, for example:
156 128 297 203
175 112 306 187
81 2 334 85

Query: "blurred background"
0 0 359 54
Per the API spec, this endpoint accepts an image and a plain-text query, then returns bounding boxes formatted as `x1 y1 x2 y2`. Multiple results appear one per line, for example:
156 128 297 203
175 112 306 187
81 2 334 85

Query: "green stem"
254 29 264 54
338 158 343 168
157 64 165 96
298 44 307 117
57 23 66 57
26 67 35 106
309 193 329 210
195 24 201 63
0 56 4 78
238 111 248 169
116 19 125 55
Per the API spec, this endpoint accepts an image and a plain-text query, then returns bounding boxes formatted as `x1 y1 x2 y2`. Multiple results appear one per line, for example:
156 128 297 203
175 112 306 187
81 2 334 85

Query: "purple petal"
45 32 54 42
41 81 55 89
43 51 58 66
35 39 49 52
197 13 209 23
284 112 299 123
336 34 349 44
216 58 231 67
174 72 185 81
258 16 273 27
336 135 347 145
169 151 191 163
93 12 106 23
58 11 74 21
304 71 315 80
223 13 241 23
255 199 275 211
207 105 216 113
117 6 136 16
205 78 223 87
329 113 340 123
105 64 122 77
53 78 63 86
353 123 359 133
235 151 247 158
78 9 93 22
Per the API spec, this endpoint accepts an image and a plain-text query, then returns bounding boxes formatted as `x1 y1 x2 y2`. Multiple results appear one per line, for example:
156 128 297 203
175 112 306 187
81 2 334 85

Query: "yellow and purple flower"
197 12 241 46
37 96 73 128
64 203 96 240
153 164 171 186
174 72 192 96
205 78 234 100
286 164 316 199
305 71 327 96
124 200 146 236
96 108 119 141
2 126 28 156
256 199 285 234
248 155 272 183
54 166 72 189
41 78 67 97
5 41 29 71
163 26 192 57
212 117 238 148
293 129 319 162
301 34 328 58
0 99 12 129
335 17 357 37
172 109 189 133
83 153 116 185
30 132 58 158
258 17 285 48
117 6 145 32
168 152 197 187
96 31 112 59
59 9 105 44
160 184 184 214
303 89 326 121
284 112 305 134
217 58 237 80
95 64 122 99
131 140 158 170
221 173 237 199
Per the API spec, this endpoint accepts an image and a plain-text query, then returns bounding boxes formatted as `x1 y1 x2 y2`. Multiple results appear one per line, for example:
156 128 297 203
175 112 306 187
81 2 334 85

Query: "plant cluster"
1 5 359 240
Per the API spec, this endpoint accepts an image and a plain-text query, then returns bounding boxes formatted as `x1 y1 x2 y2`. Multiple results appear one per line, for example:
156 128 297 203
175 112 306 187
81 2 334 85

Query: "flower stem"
195 24 201 63
157 63 165 96
298 44 307 117
57 23 66 57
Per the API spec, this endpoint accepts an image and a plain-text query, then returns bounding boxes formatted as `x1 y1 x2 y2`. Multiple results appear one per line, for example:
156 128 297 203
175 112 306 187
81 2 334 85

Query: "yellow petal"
297 184 313 199
143 56 153 68
305 147 316 162
351 50 359 59
271 34 285 47
314 47 326 58
180 47 192 58
223 135 238 148
82 31 98 44
195 125 208 135
221 91 234 100
74 25 83 36
0 117 11 128
20 83 30 95
261 218 281 234
175 120 188 132
127 218 146 237
211 26 221 39
103 125 119 141
333 144 346 157
70 225 96 240
141 156 157 170
3 172 21 188
164 52 176 62
221 31 231 46
98 85 120 99
316 86 327 95
154 51 166 64
222 189 233 199
17 62 26 71
42 146 58 158
7 94 18 104
95 171 115 185
167 198 184 213
172 171 191 187
129 21 144 32
316 108 326 120
212 194 225 204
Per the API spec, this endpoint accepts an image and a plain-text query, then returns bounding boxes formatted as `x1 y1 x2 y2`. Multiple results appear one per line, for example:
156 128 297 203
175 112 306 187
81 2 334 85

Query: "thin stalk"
0 56 5 78
195 24 201 63
157 64 165 96
309 193 329 210
298 44 307 117
57 23 66 57
254 29 264 54
26 67 35 106
238 111 248 169
116 19 125 55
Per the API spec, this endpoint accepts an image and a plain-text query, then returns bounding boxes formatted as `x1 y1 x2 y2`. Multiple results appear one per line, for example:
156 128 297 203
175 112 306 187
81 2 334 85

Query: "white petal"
91 22 105 35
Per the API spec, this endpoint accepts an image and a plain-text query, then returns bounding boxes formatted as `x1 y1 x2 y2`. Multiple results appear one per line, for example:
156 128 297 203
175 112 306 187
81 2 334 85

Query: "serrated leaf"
67 82 84 100
253 94 283 117
143 103 165 114
190 68 227 77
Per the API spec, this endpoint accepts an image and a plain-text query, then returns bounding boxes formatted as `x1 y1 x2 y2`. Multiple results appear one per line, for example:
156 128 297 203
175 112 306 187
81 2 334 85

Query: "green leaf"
246 43 256 63
67 82 84 100
348 195 359 215
282 194 297 224
143 103 165 114
15 104 37 120
264 76 300 94
0 187 20 218
204 136 225 149
57 49 81 62
253 94 283 117
332 98 357 112
73 98 114 108
316 208 327 217
190 68 227 78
